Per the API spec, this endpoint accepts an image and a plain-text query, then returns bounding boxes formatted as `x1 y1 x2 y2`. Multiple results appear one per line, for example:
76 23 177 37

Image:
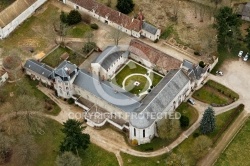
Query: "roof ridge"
28 59 52 73
77 70 139 103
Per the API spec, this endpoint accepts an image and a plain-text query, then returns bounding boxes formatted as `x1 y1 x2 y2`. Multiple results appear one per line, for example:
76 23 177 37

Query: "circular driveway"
208 59 250 112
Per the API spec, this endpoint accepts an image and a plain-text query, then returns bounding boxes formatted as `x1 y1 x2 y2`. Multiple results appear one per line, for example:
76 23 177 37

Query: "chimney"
119 12 121 16
132 18 134 22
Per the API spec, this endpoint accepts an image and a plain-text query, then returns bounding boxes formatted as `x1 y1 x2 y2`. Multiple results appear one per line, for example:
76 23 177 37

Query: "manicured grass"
215 117 250 166
192 80 238 105
176 102 199 127
121 152 168 166
32 119 119 166
112 61 163 95
66 23 92 38
42 46 85 67
124 75 150 95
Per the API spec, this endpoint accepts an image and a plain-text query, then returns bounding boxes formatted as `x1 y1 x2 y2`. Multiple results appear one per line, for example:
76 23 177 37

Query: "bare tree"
191 135 212 159
0 133 13 164
12 135 39 166
157 118 181 140
172 1 179 22
166 152 187 166
56 151 82 166
9 95 45 134
109 27 125 45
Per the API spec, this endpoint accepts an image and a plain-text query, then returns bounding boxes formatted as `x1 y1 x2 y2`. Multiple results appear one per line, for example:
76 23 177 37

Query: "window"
134 128 136 137
66 87 69 90
143 130 145 138
76 5 79 9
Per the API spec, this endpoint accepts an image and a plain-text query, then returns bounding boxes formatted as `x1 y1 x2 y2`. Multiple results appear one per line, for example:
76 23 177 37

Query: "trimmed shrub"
60 11 68 24
180 115 189 128
131 139 138 145
68 98 75 104
193 132 200 138
194 51 201 56
199 61 206 68
67 10 82 25
90 23 99 30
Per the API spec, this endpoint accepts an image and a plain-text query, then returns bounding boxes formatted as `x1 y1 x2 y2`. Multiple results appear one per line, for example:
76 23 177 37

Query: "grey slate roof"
242 2 250 17
54 61 78 81
94 46 129 70
24 59 53 78
182 60 206 80
142 22 158 35
130 69 190 129
73 69 141 112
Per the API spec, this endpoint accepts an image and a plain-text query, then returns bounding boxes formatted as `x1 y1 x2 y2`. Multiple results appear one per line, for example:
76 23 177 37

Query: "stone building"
61 0 161 41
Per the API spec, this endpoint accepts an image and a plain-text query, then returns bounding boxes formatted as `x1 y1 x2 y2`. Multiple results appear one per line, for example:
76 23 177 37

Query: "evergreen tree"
60 119 90 155
245 27 250 51
116 0 135 14
200 107 216 134
214 7 241 51
67 10 82 25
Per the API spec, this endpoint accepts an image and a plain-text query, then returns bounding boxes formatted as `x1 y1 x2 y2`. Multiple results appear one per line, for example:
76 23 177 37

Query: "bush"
68 98 75 104
199 61 206 68
154 39 159 43
194 51 201 56
90 23 99 30
60 11 68 24
193 132 200 138
131 139 138 146
116 0 135 14
160 25 174 39
67 10 82 25
83 42 97 53
180 115 189 128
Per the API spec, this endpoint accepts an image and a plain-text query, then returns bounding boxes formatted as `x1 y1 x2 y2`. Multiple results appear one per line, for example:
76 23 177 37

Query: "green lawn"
176 102 199 127
215 117 250 166
112 61 163 95
192 80 238 105
29 119 119 166
124 75 150 95
66 23 92 38
42 46 85 68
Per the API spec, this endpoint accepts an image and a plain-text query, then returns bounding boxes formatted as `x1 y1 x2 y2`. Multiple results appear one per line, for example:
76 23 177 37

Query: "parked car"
238 50 243 57
216 70 223 76
187 98 195 105
243 53 249 61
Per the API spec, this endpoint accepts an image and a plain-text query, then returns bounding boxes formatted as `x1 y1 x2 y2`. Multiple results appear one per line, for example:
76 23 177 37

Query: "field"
41 46 85 68
112 61 163 95
215 117 250 166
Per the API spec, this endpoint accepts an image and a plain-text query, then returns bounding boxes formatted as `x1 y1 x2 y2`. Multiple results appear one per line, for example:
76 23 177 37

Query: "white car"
238 51 243 57
216 70 223 76
243 53 249 61
187 98 195 105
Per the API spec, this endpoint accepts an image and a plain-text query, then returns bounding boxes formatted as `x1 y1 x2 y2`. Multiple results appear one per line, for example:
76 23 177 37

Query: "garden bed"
41 45 85 68
192 80 239 105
